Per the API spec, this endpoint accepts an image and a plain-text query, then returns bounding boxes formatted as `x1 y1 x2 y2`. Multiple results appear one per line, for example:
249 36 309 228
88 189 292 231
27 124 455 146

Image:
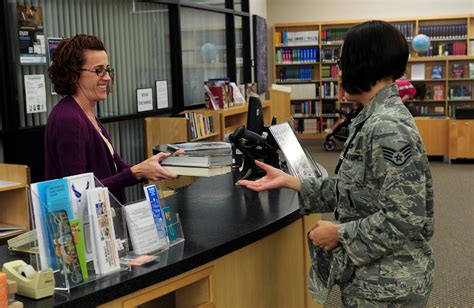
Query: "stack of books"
162 142 232 177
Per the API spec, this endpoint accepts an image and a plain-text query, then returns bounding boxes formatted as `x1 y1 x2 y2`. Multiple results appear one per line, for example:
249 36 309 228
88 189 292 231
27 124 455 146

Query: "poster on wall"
24 74 47 114
136 88 153 112
48 37 63 95
252 15 268 94
17 4 47 65
155 80 169 109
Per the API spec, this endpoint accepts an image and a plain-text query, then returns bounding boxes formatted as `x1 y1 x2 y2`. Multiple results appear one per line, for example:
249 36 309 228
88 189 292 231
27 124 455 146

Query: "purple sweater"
45 96 140 203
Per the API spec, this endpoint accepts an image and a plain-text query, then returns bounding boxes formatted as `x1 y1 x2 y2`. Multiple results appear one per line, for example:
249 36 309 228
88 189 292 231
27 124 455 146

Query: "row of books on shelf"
418 25 467 40
426 85 445 100
321 48 341 62
292 118 335 134
321 82 339 99
391 23 414 40
449 105 472 117
321 64 338 79
409 84 472 100
275 48 319 64
411 63 474 80
203 78 248 110
30 174 179 289
291 100 321 117
449 84 472 100
274 31 319 46
417 41 467 57
452 63 474 78
184 112 216 140
286 83 318 100
321 28 349 44
416 105 445 115
276 67 314 82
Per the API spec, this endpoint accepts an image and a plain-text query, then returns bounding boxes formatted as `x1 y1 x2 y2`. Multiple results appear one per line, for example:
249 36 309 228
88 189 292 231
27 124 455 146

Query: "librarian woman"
45 34 177 203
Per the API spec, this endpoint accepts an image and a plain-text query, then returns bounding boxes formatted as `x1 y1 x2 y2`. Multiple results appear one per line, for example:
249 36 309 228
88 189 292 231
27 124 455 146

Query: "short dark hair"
340 20 409 95
48 34 106 96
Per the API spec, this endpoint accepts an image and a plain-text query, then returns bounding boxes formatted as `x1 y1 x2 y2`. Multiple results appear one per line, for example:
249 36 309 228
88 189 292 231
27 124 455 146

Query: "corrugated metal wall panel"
11 0 171 125
9 0 170 201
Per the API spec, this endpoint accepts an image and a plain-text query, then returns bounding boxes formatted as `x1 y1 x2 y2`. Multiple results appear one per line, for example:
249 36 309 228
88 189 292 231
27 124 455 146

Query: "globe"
201 43 217 63
412 34 430 52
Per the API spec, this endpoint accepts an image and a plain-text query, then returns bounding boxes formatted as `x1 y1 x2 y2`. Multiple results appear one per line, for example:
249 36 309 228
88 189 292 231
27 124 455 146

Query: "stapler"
2 260 55 299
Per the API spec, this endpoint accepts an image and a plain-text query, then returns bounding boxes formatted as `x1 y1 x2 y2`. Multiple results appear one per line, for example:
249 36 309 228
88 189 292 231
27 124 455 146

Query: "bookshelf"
273 15 474 139
449 120 474 159
0 163 30 244
144 117 196 197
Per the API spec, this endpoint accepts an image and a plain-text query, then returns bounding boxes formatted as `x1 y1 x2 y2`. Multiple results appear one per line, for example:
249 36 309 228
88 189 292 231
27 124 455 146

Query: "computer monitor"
247 95 264 135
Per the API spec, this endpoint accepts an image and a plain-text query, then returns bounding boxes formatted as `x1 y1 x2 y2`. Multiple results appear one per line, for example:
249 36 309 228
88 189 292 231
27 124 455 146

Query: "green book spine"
70 218 89 281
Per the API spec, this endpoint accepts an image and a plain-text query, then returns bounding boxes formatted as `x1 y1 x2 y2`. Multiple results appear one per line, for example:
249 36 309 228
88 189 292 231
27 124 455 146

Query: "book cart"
27 176 184 294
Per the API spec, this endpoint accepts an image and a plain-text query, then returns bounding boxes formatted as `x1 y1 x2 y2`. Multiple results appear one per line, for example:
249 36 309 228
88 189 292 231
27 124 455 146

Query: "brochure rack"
28 177 131 293
123 198 185 266
26 176 186 294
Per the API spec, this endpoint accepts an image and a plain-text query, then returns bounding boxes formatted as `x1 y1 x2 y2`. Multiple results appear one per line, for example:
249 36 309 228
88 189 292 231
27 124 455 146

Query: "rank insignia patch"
382 144 412 166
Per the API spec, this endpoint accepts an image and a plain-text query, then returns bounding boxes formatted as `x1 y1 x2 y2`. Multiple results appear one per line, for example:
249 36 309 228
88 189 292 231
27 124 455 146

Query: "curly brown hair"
48 34 107 96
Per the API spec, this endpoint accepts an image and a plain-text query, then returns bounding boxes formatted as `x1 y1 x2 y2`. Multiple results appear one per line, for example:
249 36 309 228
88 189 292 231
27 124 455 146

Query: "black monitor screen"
247 95 264 135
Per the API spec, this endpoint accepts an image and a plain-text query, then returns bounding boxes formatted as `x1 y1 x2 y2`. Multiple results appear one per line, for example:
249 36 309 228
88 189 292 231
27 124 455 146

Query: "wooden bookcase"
448 119 474 159
144 110 223 196
273 15 474 139
0 163 30 244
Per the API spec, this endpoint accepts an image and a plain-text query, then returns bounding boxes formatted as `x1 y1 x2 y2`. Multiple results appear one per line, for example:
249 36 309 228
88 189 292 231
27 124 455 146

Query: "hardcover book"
161 153 232 168
452 64 464 78
411 63 425 80
167 141 231 153
162 165 231 177
431 65 443 79
433 85 444 100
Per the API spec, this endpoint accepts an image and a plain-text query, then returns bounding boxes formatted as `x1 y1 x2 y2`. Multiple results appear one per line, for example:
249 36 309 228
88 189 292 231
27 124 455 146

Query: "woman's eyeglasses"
80 66 114 77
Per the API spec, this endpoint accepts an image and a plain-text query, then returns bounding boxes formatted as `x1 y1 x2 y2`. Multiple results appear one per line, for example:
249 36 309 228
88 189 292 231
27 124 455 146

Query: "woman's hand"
309 220 340 251
236 160 301 192
131 152 177 181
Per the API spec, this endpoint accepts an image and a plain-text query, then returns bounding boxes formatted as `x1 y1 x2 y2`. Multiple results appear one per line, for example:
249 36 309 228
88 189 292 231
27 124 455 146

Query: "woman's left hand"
132 152 178 181
309 220 340 251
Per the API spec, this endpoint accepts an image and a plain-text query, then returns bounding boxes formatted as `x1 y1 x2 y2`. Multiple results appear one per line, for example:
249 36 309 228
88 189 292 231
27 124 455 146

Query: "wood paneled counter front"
9 173 322 308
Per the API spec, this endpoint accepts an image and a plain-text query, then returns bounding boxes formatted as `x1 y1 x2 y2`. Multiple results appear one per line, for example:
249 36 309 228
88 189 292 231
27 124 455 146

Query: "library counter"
8 173 303 307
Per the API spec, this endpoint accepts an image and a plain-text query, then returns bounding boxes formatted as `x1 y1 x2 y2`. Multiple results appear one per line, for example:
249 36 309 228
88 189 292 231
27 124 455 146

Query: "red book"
209 86 225 109
433 85 444 100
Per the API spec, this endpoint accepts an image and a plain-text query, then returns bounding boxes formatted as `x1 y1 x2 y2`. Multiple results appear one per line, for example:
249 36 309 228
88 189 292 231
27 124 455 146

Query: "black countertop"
6 173 301 307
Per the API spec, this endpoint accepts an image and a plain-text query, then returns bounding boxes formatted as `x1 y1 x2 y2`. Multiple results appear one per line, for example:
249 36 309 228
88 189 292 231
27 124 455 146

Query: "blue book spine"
144 185 168 240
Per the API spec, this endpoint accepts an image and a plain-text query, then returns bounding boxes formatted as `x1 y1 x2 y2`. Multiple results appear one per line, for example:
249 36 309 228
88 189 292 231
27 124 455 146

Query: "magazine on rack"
269 122 323 179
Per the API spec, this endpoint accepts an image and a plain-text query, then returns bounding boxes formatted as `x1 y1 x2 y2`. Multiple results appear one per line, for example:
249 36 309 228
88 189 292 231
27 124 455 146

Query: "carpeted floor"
302 139 474 308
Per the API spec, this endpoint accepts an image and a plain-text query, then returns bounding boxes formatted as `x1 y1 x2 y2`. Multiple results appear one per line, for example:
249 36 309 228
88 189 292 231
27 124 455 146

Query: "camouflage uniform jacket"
300 84 435 301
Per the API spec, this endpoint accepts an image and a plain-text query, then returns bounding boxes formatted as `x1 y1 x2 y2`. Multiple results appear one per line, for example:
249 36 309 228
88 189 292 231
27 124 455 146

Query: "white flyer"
136 88 153 112
156 80 169 109
24 74 47 114
124 200 161 255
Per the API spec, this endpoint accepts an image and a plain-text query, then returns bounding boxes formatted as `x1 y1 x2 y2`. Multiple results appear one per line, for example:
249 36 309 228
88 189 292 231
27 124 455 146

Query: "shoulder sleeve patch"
382 144 413 166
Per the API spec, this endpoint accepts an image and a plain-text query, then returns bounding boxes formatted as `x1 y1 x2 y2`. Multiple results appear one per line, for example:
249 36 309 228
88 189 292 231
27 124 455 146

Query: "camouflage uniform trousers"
341 293 430 307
